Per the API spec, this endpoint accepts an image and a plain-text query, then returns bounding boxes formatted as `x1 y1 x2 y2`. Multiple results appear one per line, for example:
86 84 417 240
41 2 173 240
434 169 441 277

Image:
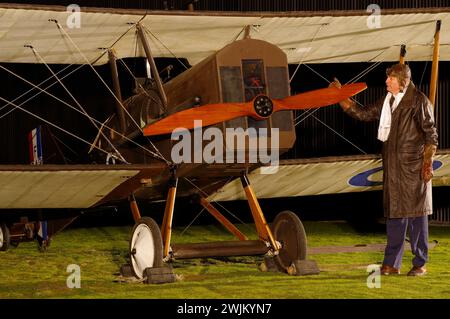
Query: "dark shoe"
380 264 400 275
407 266 427 276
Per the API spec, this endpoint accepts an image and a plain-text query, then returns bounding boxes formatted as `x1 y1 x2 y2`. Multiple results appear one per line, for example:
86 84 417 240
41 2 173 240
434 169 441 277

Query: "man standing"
331 64 438 276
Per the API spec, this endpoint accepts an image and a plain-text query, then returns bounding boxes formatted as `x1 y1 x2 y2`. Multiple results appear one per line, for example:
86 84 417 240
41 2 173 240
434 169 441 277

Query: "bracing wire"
0 95 118 160
0 63 166 162
50 20 171 165
183 177 251 228
142 25 189 71
28 46 128 164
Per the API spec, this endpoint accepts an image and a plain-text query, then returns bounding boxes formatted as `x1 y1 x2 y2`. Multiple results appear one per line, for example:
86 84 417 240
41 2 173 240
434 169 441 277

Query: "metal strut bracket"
240 173 279 252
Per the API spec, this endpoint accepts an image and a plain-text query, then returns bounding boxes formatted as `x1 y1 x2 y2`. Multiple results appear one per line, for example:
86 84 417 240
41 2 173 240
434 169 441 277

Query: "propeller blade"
143 102 249 136
274 82 367 111
143 82 367 136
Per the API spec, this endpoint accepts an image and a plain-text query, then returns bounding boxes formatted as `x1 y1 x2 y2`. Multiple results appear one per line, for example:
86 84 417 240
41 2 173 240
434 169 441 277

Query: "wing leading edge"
0 164 165 209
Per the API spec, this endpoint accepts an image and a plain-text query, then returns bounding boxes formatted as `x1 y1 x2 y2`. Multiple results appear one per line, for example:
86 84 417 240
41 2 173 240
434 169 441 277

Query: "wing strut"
429 20 441 108
240 174 279 250
161 174 178 259
108 49 126 135
399 44 406 64
129 194 142 222
136 23 168 111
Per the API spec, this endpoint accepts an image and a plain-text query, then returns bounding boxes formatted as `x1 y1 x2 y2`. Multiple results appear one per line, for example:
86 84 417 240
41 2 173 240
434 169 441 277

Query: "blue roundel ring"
348 160 443 187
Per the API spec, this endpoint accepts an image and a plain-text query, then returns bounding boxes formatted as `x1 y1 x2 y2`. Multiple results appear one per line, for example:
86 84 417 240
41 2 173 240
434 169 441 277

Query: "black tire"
0 223 10 252
129 217 164 280
271 211 307 272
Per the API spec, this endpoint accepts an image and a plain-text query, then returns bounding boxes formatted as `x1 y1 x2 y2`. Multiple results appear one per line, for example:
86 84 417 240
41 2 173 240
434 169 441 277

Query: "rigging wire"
0 18 138 121
117 58 166 115
289 23 328 83
183 177 252 230
0 62 96 122
120 25 173 163
289 45 391 154
50 20 171 165
292 44 390 126
179 207 206 236
0 95 118 159
0 63 166 162
310 114 367 154
142 25 189 71
418 60 429 87
28 46 127 164
0 63 74 116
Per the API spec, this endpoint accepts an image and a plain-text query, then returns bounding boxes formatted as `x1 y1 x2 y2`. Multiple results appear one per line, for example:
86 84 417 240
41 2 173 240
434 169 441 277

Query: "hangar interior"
0 0 449 226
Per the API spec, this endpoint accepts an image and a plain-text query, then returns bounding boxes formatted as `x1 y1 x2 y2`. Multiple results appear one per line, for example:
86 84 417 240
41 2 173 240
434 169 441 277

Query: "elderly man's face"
386 75 401 95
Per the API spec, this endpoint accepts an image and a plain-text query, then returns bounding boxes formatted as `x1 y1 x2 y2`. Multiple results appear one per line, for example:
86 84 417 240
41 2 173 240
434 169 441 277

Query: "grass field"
1 220 450 299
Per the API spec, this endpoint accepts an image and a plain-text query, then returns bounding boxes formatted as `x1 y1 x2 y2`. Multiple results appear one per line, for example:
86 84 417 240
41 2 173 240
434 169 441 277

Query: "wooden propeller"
143 82 367 136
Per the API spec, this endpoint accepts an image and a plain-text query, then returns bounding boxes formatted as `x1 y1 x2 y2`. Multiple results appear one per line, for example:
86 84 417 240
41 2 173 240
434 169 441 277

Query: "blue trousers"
383 216 429 269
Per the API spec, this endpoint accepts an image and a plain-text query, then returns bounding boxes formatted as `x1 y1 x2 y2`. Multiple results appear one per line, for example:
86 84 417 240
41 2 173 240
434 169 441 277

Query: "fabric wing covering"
207 152 450 201
0 5 449 65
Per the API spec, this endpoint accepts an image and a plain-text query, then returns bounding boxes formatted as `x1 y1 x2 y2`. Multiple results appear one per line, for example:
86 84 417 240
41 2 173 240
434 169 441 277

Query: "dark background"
1 0 449 11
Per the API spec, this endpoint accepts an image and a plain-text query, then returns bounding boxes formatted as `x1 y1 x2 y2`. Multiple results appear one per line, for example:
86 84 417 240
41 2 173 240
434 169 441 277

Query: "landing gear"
125 191 176 284
0 223 10 251
129 217 164 280
271 211 307 272
1 217 78 252
124 172 318 282
266 211 319 276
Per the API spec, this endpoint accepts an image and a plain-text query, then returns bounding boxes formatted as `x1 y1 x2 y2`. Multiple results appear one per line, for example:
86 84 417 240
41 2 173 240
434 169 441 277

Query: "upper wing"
208 150 450 201
0 4 449 65
0 164 166 209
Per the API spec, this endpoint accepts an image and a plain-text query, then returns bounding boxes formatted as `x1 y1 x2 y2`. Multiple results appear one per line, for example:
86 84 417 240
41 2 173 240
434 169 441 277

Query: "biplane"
0 4 449 282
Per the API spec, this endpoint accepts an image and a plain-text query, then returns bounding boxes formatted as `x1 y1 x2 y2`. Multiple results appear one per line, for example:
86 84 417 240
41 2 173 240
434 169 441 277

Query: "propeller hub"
253 95 273 118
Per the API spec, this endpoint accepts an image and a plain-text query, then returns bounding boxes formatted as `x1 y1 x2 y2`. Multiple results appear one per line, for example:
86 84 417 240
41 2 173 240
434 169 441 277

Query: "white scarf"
377 90 406 142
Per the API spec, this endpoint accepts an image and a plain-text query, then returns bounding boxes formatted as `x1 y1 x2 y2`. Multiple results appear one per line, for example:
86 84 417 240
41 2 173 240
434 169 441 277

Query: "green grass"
1 221 450 299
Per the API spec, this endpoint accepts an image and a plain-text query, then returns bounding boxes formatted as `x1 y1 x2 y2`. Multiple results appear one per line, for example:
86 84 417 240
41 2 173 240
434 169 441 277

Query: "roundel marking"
347 160 443 187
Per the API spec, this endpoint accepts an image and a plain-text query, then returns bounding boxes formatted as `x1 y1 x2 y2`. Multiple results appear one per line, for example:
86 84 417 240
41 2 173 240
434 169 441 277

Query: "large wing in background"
0 4 449 65
208 151 450 201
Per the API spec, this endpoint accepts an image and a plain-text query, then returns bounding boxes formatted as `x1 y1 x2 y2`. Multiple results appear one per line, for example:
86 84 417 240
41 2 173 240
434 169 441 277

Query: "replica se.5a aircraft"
0 4 449 282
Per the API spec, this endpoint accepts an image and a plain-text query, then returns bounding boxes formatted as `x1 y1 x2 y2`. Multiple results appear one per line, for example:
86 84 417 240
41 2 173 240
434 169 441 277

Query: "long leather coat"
345 82 438 218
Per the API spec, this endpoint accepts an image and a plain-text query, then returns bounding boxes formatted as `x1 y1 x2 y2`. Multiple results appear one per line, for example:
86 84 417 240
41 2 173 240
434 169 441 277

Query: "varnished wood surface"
143 83 367 136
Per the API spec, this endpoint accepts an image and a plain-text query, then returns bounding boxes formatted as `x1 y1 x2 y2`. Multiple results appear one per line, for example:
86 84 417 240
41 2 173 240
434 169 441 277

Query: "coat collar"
395 81 416 110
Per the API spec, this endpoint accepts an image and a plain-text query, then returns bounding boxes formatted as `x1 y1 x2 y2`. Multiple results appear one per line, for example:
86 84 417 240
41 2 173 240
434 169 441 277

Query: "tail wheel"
0 223 11 252
129 217 163 280
271 211 307 272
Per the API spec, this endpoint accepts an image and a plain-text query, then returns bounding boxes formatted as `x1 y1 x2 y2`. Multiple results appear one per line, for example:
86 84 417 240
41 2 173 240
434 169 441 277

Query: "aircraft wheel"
0 223 11 252
271 211 307 272
129 217 164 280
